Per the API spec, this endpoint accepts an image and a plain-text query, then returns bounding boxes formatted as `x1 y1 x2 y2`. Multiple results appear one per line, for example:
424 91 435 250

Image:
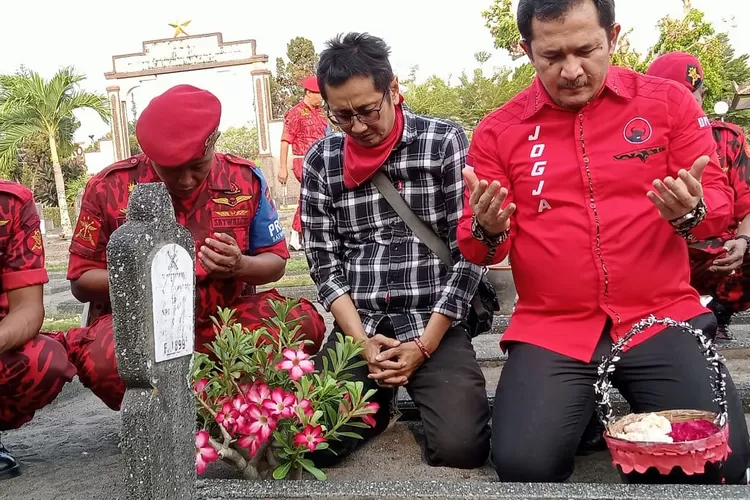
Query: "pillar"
251 68 274 189
106 86 129 162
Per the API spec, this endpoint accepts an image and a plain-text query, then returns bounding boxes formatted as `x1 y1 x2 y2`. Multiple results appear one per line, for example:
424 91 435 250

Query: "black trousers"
310 321 491 469
491 313 750 483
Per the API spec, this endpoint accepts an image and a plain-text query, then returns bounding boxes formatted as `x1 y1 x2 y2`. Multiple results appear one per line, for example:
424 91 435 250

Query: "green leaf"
272 461 292 480
315 442 329 451
299 459 327 481
336 431 364 440
345 421 371 429
347 360 368 371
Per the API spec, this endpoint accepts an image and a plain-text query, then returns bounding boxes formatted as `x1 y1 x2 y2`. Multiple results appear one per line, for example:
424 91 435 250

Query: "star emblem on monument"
168 19 191 38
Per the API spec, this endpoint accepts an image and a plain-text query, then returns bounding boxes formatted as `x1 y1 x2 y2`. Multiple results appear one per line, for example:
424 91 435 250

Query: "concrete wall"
84 139 115 175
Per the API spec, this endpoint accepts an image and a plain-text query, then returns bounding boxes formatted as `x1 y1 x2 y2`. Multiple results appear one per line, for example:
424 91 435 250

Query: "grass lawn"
43 257 312 291
263 274 313 289
43 315 82 331
285 256 309 273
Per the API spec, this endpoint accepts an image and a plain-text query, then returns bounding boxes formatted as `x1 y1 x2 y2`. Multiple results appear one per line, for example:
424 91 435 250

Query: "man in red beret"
0 180 76 479
64 84 326 411
648 52 750 340
278 75 327 251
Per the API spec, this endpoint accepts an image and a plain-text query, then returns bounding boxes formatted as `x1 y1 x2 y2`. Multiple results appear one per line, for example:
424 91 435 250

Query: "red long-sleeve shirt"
457 67 733 362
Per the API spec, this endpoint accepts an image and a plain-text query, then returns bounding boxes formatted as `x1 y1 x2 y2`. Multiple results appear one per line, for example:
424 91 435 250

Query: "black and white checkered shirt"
301 105 483 342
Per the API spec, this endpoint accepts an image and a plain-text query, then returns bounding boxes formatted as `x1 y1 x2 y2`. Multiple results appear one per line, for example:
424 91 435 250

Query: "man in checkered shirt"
301 32 491 470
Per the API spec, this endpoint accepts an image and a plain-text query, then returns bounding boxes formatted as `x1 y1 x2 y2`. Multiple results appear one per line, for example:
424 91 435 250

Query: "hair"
517 0 616 44
316 32 394 101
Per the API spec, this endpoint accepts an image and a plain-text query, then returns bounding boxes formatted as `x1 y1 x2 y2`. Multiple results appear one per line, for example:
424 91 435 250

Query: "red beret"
136 84 222 168
646 52 704 93
300 75 320 93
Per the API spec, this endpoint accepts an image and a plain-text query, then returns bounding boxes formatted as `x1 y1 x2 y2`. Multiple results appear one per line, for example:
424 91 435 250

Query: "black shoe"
707 299 736 342
576 414 607 456
0 441 20 480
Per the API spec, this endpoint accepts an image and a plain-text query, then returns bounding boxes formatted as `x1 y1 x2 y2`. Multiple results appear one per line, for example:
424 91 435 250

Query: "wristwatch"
735 235 750 253
471 214 509 247
670 199 707 242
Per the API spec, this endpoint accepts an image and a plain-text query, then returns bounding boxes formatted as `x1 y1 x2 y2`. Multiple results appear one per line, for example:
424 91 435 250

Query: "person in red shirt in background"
647 52 750 341
278 76 328 251
64 84 325 412
0 181 76 479
458 0 750 484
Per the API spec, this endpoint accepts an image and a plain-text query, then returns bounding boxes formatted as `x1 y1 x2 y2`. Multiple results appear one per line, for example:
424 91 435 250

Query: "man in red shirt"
647 52 750 341
278 76 328 251
0 181 76 479
64 84 325 411
458 0 749 484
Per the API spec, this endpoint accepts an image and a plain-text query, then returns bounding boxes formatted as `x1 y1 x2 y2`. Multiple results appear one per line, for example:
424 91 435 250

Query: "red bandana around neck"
342 95 405 189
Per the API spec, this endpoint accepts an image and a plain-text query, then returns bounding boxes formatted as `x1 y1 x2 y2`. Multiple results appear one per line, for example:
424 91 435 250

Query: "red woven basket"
594 316 730 479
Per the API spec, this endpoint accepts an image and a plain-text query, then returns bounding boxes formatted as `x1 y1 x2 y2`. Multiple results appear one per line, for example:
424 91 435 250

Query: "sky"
2 0 748 143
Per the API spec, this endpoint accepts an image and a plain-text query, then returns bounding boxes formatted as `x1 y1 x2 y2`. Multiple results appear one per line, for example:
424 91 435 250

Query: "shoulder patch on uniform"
27 228 43 255
72 214 101 249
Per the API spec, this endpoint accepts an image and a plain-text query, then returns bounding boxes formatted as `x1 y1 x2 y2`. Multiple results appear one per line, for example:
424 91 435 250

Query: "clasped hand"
198 232 243 279
362 334 425 388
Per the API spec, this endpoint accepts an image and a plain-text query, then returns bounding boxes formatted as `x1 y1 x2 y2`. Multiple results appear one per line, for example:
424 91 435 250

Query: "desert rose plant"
191 298 379 480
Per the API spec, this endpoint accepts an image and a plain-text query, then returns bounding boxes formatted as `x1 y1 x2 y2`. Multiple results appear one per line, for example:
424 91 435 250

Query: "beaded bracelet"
413 337 431 359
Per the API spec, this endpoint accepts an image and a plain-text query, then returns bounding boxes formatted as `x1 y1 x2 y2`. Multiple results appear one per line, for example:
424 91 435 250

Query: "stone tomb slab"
197 479 750 500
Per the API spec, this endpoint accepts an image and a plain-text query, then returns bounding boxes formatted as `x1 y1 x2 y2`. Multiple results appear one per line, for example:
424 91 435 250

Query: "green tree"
271 37 319 119
216 126 260 163
13 132 86 206
128 121 142 155
647 8 750 127
0 66 109 238
402 55 534 130
482 0 524 59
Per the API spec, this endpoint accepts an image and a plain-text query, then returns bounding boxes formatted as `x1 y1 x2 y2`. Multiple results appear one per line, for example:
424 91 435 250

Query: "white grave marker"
151 243 194 362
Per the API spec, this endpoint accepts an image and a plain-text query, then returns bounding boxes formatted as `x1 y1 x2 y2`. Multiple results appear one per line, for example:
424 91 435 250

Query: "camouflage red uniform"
281 100 328 232
0 181 75 431
688 120 750 312
65 153 326 411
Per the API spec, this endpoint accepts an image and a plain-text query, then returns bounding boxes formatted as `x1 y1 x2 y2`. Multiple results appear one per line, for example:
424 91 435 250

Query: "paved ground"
4 336 750 500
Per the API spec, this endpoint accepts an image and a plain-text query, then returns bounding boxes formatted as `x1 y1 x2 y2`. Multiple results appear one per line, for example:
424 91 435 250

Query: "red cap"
646 52 704 93
300 75 320 93
136 84 222 167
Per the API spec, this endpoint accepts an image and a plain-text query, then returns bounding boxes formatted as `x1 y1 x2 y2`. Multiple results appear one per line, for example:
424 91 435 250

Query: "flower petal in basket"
604 422 730 475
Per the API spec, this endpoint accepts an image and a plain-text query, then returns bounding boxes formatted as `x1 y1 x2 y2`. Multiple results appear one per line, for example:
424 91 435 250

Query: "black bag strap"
371 171 454 266
371 171 489 321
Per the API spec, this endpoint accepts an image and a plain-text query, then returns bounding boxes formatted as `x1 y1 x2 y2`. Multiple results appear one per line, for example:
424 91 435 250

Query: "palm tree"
0 66 109 238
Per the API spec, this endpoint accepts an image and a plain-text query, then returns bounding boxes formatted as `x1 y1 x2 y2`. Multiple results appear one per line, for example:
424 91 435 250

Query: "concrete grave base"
196 479 750 499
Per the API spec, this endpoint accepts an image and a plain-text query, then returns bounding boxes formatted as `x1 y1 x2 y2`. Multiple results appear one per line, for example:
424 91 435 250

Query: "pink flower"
232 394 250 414
276 348 315 381
669 420 719 442
292 398 314 420
339 393 352 415
247 381 271 406
236 432 264 457
193 378 208 393
294 424 326 453
262 388 296 419
195 430 218 474
246 405 277 441
359 402 380 428
216 402 240 433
